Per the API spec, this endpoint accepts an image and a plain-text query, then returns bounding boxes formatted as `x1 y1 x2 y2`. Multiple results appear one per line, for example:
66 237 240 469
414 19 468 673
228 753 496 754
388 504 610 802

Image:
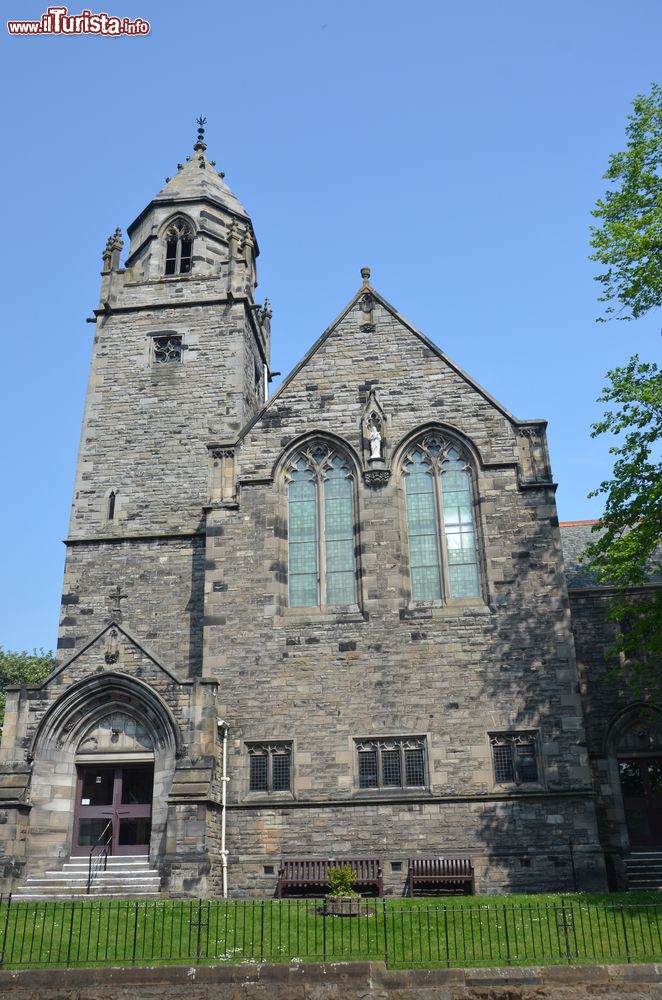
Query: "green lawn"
1 893 661 969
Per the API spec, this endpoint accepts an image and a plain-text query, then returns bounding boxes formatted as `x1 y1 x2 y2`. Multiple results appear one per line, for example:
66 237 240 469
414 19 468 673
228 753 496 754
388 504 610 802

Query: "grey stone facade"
0 130 657 898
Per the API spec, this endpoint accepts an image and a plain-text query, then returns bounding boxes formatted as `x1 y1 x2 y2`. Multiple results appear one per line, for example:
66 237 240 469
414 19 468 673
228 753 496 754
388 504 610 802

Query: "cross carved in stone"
109 584 128 619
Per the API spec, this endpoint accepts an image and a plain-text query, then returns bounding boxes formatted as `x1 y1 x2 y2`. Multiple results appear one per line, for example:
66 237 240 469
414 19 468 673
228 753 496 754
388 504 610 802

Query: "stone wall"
69 296 263 539
570 586 662 881
1 962 661 1000
57 536 205 672
203 294 606 896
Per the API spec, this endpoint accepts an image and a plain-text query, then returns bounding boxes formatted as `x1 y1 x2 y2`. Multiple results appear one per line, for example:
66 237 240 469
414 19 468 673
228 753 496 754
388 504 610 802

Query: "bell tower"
58 120 272 673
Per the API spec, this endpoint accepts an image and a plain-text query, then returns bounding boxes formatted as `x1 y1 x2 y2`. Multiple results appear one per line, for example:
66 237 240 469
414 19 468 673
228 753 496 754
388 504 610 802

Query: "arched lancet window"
403 432 481 601
286 441 357 608
164 218 193 275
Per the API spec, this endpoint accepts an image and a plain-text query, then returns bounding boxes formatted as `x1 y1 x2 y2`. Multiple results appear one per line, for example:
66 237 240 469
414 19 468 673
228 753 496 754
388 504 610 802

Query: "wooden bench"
276 857 384 898
408 857 475 896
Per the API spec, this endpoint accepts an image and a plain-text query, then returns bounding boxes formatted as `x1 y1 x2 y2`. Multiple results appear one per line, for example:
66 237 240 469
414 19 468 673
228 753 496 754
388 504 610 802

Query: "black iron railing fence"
0 895 661 969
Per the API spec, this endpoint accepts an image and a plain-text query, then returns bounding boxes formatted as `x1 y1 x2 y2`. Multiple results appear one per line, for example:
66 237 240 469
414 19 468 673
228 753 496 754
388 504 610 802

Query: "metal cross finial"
194 115 207 152
109 584 127 619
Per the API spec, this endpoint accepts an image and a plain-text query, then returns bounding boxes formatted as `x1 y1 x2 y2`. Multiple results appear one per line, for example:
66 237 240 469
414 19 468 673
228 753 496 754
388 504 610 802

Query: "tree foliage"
0 648 54 732
584 357 662 695
590 83 662 321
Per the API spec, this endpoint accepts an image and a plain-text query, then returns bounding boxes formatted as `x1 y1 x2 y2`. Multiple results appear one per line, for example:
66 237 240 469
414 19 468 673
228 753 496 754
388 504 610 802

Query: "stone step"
625 854 662 891
13 892 163 901
18 873 159 884
15 855 162 900
62 858 150 867
42 868 156 877
15 879 160 890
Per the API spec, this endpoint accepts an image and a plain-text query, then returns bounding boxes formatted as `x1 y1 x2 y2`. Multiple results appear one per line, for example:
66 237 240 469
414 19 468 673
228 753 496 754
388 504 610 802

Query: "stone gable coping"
45 620 192 688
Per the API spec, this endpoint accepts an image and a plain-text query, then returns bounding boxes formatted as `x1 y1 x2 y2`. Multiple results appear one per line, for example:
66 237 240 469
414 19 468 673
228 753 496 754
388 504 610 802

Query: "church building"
1 123 660 898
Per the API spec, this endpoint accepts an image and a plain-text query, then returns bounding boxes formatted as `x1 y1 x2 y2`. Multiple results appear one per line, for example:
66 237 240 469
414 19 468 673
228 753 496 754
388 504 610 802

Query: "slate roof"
559 521 602 588
560 520 662 589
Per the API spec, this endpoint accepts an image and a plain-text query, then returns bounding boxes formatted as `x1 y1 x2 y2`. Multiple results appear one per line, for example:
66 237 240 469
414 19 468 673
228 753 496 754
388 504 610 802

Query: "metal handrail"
87 821 112 893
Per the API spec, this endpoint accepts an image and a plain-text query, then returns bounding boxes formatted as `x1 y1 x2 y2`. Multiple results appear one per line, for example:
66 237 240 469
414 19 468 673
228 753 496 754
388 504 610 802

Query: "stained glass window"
287 443 357 608
403 435 480 602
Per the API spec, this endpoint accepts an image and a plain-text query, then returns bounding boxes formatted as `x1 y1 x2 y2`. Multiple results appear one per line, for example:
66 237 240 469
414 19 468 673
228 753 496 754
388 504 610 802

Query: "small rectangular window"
356 738 427 790
490 733 540 785
247 743 292 794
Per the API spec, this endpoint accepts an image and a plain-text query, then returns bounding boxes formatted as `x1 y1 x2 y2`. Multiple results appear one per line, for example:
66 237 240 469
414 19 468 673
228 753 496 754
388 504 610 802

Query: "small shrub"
327 864 358 897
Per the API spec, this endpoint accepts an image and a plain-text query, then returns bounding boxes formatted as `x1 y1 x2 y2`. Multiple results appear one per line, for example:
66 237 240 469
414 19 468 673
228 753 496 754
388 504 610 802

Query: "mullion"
316 471 325 607
434 470 449 602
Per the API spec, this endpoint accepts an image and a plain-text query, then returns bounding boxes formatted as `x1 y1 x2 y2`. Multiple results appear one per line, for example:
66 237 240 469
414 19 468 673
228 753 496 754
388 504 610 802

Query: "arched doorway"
30 672 181 865
609 707 662 849
72 712 155 856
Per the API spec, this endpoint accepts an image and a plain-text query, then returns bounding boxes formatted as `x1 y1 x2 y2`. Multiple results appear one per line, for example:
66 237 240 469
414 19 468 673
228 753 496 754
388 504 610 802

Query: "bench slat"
276 857 383 898
408 857 475 897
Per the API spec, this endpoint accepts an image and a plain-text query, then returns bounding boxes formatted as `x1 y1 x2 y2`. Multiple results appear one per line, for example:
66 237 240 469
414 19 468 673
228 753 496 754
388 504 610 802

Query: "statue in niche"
368 422 382 460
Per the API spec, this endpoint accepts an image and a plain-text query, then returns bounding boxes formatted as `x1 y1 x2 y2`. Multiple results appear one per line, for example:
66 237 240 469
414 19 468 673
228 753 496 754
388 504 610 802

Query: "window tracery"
286 441 357 608
247 742 292 793
164 218 193 275
403 432 480 601
490 732 539 784
153 334 182 364
355 737 427 789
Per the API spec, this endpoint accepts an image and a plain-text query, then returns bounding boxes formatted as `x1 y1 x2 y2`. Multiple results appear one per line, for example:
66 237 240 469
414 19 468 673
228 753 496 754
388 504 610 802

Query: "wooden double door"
72 763 153 856
619 757 662 848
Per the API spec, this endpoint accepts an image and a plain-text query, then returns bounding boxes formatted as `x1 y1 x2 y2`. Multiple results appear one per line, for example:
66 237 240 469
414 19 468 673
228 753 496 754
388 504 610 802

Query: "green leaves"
590 83 662 321
0 648 54 733
584 357 662 696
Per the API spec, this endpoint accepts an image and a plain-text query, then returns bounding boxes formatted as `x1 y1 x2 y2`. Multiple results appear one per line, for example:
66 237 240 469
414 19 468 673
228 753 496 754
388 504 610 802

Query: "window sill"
401 599 490 620
352 787 432 800
275 606 366 627
492 782 545 793
243 791 295 803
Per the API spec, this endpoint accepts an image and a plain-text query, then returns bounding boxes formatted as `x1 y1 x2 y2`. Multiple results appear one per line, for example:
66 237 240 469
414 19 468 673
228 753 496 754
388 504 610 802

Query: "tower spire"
194 115 207 152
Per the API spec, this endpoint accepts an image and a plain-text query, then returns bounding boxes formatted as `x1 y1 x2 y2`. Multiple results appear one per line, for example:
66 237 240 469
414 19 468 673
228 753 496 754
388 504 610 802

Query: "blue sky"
1 0 660 654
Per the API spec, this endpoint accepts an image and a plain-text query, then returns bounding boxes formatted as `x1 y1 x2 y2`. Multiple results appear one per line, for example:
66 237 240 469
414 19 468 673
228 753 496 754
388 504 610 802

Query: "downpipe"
217 718 229 898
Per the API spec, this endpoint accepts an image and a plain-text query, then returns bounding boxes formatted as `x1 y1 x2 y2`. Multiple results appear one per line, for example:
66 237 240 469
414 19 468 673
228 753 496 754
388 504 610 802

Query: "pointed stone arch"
603 704 662 851
32 671 182 759
28 672 181 865
605 703 662 757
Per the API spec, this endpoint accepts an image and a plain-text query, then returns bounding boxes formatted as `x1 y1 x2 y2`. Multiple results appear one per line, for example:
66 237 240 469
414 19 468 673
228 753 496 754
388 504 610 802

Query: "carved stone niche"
358 291 375 332
516 423 552 484
104 627 120 665
361 390 390 487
